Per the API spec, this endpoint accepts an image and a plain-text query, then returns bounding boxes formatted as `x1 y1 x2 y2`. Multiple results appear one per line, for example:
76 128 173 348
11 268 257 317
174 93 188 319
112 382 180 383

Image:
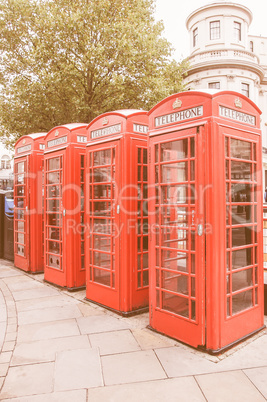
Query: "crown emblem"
235 98 242 109
172 98 182 109
55 130 59 137
102 117 109 126
22 139 26 144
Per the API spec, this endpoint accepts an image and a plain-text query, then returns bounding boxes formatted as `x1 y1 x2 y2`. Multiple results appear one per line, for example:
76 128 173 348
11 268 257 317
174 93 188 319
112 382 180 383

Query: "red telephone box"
148 90 265 353
14 133 46 273
85 110 149 315
43 124 87 290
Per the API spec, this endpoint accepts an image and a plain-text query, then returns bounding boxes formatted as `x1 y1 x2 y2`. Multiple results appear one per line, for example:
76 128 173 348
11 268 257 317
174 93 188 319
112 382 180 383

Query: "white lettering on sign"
17 144 31 154
91 123 121 139
77 135 87 143
47 136 67 148
155 106 203 127
133 123 148 134
219 106 256 126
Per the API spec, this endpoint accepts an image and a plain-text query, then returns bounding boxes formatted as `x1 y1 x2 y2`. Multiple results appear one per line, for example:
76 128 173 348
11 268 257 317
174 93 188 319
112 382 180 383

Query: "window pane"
160 139 188 162
231 139 251 160
210 21 220 40
162 292 189 318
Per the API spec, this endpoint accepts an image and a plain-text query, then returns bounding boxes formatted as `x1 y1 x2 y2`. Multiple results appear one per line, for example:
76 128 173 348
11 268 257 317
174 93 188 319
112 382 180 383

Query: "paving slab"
155 346 220 377
89 329 140 355
87 377 206 402
0 390 87 402
11 335 91 366
17 304 82 325
101 350 167 386
0 362 54 399
243 366 267 399
77 315 130 334
17 319 80 343
195 370 266 402
15 294 80 312
0 268 23 279
215 333 267 371
77 302 106 317
12 286 61 301
3 276 44 292
54 348 103 391
132 328 177 350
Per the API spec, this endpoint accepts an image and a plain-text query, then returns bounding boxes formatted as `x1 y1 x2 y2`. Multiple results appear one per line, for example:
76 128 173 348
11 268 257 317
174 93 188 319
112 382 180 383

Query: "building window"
193 27 198 47
241 83 249 98
250 41 254 52
234 21 241 41
208 82 220 89
1 155 11 170
210 21 220 40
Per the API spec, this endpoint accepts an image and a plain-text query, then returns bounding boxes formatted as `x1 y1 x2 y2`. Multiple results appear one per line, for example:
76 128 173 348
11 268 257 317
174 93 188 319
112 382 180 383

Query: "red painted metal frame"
43 124 87 289
148 90 264 353
14 133 46 273
85 110 149 315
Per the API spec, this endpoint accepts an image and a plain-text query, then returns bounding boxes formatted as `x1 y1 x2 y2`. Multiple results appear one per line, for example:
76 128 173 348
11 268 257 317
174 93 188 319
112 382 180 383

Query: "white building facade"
0 140 14 190
184 2 267 186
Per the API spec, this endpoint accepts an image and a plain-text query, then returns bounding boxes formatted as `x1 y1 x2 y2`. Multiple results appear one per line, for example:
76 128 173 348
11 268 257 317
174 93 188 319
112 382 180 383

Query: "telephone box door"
14 157 30 270
149 126 205 347
86 140 121 310
44 153 64 279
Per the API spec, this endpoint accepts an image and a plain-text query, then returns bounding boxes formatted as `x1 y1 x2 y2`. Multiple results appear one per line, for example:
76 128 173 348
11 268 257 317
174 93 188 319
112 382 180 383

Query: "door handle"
63 209 66 217
197 224 203 236
116 205 120 214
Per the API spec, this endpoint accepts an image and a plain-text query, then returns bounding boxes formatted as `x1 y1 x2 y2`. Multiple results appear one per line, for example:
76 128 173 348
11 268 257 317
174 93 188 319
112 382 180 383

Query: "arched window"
1 155 11 169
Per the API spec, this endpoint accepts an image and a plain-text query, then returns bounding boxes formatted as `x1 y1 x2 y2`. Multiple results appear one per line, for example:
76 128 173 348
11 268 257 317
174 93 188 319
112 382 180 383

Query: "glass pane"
231 183 251 203
143 270 149 286
48 185 61 198
48 157 60 171
93 185 111 199
190 137 195 158
161 250 188 272
225 137 229 157
160 139 188 162
47 254 61 269
231 139 251 160
93 167 111 182
161 185 187 204
92 219 112 234
48 227 61 240
47 213 62 227
93 149 111 166
232 227 252 247
47 199 60 212
161 162 188 183
16 244 25 256
47 172 60 184
231 161 251 181
162 271 188 294
232 248 252 269
231 205 252 225
16 233 24 244
93 252 111 269
162 292 189 318
48 241 60 254
93 268 110 286
232 289 253 315
94 235 111 252
93 202 111 216
232 269 253 292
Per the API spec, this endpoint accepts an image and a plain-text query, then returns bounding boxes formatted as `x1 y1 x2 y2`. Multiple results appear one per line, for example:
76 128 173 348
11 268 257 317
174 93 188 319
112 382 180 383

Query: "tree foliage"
0 0 188 142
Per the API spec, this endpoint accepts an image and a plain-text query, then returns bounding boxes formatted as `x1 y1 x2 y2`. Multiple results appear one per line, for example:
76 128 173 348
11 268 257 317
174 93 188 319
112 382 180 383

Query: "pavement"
0 259 267 401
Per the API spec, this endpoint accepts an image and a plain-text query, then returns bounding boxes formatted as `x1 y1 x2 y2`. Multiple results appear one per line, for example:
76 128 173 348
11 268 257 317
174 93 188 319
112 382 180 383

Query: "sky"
154 0 267 61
